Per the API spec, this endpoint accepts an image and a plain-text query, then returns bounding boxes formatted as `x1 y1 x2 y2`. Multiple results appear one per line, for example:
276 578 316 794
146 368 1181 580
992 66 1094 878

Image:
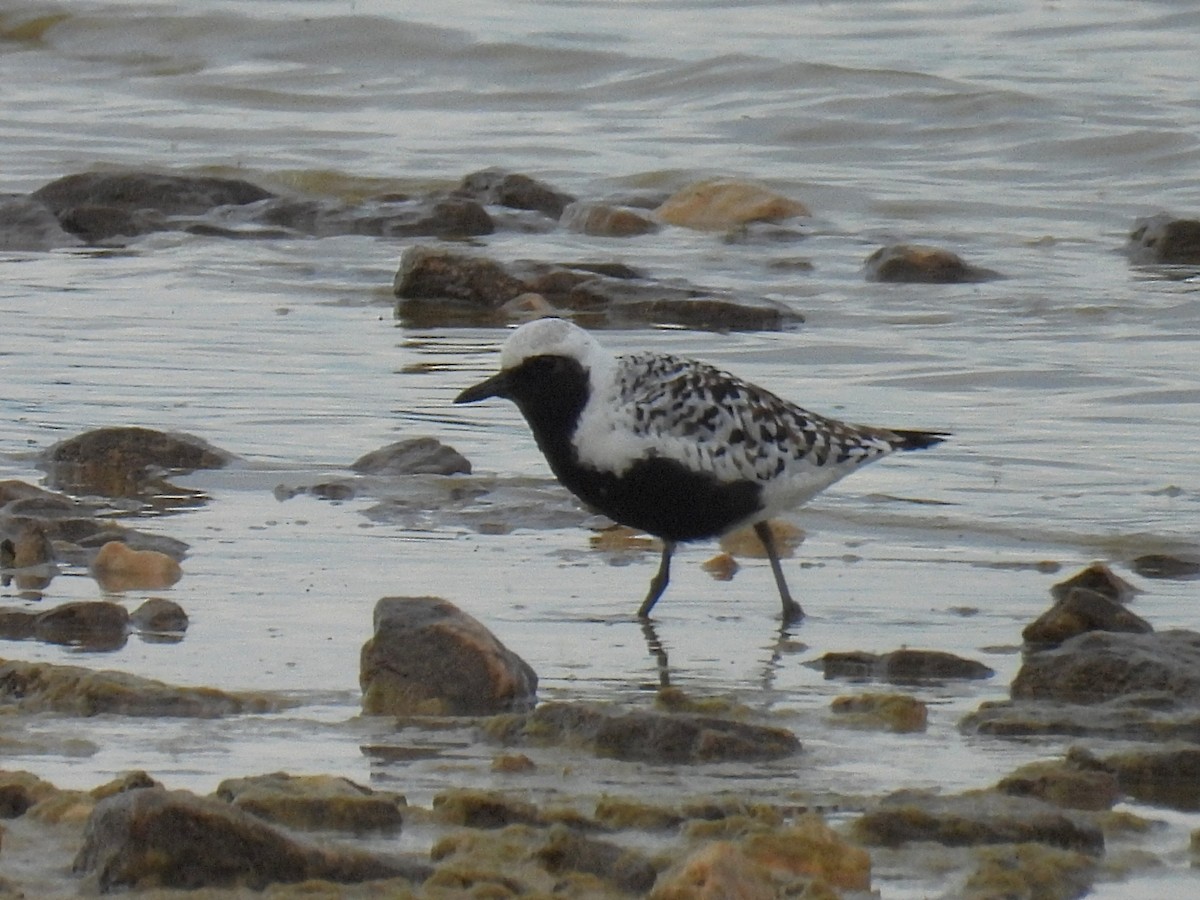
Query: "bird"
454 317 947 623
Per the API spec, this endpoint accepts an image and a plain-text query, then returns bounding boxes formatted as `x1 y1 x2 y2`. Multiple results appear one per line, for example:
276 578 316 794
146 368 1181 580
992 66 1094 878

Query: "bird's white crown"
499 317 607 372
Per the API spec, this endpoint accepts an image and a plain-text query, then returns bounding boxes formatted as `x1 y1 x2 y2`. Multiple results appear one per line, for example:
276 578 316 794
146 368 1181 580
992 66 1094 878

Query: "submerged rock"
483 701 800 764
864 243 1001 283
0 520 57 592
394 244 802 331
561 200 660 237
39 426 232 497
31 171 275 243
0 193 81 251
963 843 1097 900
1130 553 1200 580
360 596 538 716
350 436 471 476
814 648 994 684
1126 213 1200 265
455 168 577 219
216 772 406 833
0 658 275 717
73 787 426 891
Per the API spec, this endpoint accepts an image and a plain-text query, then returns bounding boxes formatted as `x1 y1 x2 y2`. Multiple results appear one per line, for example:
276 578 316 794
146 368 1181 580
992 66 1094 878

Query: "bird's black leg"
637 539 675 619
754 521 805 623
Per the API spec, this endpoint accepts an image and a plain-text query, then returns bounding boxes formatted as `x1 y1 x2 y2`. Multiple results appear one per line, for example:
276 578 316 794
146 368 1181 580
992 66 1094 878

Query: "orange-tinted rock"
701 552 739 581
90 541 182 591
561 200 659 236
656 179 809 230
865 243 1000 283
360 596 537 716
719 520 804 558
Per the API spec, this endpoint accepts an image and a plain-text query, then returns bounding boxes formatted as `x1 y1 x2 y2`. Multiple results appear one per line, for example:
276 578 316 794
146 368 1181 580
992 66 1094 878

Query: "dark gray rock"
1022 587 1153 648
865 243 1001 283
351 437 471 476
1126 214 1200 265
814 648 994 684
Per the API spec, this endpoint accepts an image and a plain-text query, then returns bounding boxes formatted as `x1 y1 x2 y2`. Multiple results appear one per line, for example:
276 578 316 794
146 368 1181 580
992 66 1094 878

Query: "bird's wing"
591 353 900 483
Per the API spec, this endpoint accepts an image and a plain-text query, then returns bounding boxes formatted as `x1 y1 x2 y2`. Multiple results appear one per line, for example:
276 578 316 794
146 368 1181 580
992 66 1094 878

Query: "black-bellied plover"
454 318 947 623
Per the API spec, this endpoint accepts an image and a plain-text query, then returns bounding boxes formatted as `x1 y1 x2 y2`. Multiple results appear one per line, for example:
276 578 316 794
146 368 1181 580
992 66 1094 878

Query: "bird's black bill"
454 371 512 404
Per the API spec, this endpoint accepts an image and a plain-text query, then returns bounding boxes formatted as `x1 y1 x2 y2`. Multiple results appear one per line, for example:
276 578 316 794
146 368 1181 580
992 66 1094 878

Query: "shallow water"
2 0 1199 895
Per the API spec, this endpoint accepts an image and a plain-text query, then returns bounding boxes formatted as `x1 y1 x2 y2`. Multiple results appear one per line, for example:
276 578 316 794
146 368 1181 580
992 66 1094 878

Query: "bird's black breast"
553 455 763 542
501 354 763 542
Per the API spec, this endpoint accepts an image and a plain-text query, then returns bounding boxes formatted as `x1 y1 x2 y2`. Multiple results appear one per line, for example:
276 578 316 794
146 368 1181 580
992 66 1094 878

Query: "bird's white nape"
499 317 608 372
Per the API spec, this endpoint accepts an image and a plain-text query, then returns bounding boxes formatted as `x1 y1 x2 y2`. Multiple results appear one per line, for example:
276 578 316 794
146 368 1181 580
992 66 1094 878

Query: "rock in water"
360 596 537 716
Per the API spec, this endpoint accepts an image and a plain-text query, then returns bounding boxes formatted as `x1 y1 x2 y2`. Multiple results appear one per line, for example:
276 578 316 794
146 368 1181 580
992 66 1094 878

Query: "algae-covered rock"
483 701 800 764
216 772 406 833
996 757 1120 811
73 787 427 891
0 658 275 717
39 426 232 497
963 842 1097 900
816 648 993 684
852 791 1104 854
830 692 929 733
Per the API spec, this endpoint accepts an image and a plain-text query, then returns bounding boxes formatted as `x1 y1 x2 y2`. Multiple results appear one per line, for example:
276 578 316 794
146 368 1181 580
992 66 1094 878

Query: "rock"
256 194 493 239
0 521 57 591
360 596 537 716
535 825 659 895
1126 214 1200 264
1050 562 1138 603
0 607 36 640
129 597 188 635
499 291 561 320
483 701 800 764
0 194 81 250
394 244 803 331
39 426 232 497
852 791 1104 854
1131 553 1200 580
350 437 471 476
73 787 427 891
650 840 780 900
655 179 809 230
742 815 871 891
0 658 275 717
963 843 1097 900
1021 587 1152 648
963 694 1200 742
32 601 129 650
0 770 61 818
215 772 405 833
31 172 274 242
1011 630 1200 704
701 552 739 581
560 200 659 237
830 692 928 733
432 789 542 829
456 168 576 219
89 541 183 591
865 244 1001 283
1072 745 1200 812
814 648 994 683
995 757 1120 811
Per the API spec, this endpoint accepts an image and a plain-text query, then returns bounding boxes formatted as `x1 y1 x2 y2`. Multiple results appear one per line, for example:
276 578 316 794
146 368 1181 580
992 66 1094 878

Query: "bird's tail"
889 429 950 451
